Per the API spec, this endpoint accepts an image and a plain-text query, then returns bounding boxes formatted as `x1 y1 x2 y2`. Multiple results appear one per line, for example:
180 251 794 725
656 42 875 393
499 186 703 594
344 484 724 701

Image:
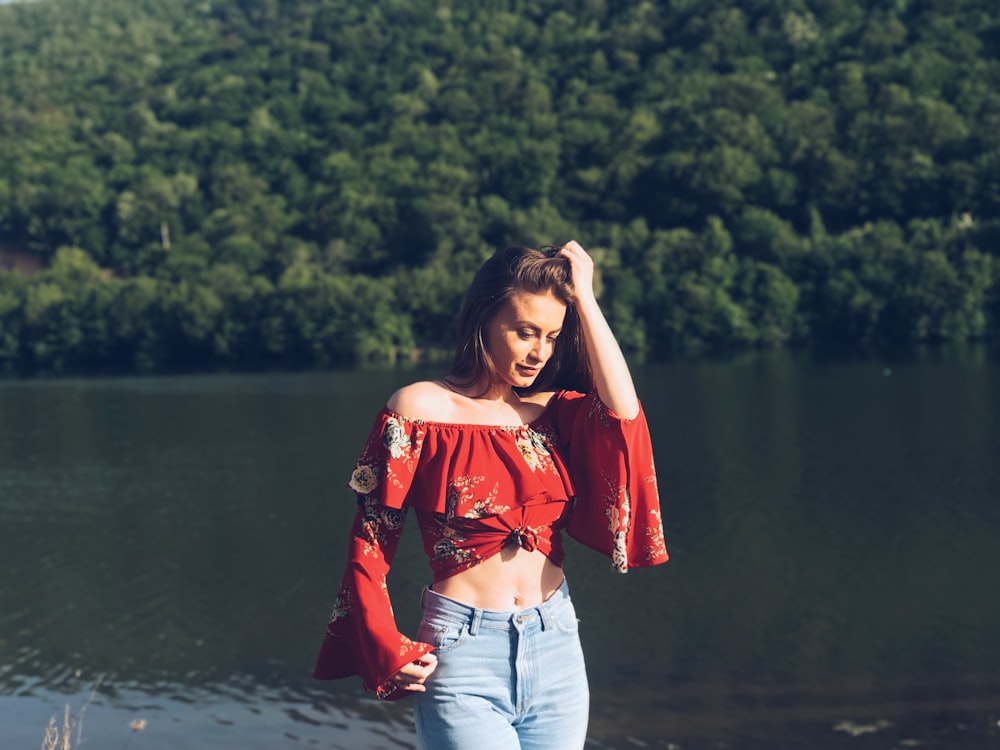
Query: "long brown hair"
446 246 593 396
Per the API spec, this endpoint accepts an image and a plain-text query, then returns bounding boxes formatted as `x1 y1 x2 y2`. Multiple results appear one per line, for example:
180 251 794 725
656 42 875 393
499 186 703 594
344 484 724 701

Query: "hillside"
1 0 998 372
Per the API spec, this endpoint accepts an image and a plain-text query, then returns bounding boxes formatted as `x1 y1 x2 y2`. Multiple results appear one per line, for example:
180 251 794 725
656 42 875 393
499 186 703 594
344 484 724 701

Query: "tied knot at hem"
506 525 539 552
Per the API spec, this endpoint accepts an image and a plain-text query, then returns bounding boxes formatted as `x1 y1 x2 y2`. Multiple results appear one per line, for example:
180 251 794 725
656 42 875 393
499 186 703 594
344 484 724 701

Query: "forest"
1 0 998 373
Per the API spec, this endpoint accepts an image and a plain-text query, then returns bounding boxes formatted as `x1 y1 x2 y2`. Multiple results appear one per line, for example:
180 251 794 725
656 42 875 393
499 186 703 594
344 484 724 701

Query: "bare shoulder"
386 381 455 421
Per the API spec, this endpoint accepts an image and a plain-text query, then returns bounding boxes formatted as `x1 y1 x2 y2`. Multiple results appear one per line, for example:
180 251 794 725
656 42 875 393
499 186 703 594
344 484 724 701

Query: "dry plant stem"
39 705 72 750
75 677 102 747
62 705 71 750
40 716 57 750
39 676 104 750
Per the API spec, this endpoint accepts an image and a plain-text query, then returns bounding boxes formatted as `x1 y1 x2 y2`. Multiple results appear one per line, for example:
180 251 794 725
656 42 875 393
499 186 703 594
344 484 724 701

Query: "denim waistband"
420 578 571 635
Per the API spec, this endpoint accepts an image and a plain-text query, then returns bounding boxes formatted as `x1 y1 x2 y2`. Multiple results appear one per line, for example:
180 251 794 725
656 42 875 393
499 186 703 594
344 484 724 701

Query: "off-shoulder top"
313 389 668 700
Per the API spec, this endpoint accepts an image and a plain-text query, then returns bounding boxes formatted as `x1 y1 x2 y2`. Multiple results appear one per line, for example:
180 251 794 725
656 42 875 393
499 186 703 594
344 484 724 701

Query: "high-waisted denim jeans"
412 579 589 750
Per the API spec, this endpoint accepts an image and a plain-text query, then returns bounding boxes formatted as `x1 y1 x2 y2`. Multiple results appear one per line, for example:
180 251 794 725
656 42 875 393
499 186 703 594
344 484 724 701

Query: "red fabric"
313 390 667 698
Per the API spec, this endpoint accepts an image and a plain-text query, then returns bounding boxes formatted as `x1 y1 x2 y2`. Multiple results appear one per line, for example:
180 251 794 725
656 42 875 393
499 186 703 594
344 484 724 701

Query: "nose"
529 336 553 364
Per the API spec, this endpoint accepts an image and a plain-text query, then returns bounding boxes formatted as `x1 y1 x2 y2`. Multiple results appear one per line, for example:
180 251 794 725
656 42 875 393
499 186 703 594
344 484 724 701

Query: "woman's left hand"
558 241 596 302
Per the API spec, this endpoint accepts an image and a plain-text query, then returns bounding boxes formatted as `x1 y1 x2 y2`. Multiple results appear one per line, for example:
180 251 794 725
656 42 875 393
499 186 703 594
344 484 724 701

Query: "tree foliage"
1 0 999 373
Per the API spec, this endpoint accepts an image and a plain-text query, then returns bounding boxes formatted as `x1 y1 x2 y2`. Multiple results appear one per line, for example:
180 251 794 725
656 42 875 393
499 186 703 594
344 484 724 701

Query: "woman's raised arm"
558 241 640 420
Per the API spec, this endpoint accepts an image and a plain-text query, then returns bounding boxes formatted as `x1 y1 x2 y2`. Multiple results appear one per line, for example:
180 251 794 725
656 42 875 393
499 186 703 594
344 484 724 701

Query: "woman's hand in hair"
558 241 596 303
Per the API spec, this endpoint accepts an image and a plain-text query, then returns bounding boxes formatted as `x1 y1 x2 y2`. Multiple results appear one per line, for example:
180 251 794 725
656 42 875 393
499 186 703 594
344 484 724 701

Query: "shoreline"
588 677 1000 748
5 675 999 750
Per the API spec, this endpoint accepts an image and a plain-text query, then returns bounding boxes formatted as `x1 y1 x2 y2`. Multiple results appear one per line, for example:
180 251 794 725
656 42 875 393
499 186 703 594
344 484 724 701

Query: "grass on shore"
40 678 147 750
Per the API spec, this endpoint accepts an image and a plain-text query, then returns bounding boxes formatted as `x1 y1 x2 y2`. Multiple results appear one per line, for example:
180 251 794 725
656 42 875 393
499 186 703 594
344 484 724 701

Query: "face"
485 290 568 391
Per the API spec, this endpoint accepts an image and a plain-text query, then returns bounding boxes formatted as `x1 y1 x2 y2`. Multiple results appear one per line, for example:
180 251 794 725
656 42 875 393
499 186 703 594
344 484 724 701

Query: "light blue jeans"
412 579 590 750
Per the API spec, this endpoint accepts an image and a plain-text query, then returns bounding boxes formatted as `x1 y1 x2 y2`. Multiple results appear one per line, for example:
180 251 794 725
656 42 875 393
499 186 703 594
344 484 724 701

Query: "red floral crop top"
313 390 668 699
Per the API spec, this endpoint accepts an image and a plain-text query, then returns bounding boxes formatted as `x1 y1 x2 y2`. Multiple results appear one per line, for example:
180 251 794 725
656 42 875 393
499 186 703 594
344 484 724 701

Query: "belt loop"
469 608 482 636
538 585 562 631
538 605 552 632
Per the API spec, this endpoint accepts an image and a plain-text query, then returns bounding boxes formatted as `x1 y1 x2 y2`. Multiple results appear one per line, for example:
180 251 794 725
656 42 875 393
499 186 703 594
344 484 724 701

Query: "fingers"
558 240 589 261
389 653 439 693
557 240 595 296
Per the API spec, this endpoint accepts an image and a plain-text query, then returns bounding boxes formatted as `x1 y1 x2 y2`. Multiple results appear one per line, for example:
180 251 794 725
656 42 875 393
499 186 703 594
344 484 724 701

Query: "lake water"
1 349 999 749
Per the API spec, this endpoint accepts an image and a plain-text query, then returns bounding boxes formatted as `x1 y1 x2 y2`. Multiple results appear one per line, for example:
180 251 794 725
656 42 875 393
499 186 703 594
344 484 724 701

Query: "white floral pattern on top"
349 465 378 495
382 417 411 459
516 427 555 473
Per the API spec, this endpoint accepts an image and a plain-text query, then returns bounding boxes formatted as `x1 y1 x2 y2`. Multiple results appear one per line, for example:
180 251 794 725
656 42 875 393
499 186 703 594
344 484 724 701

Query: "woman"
314 241 668 750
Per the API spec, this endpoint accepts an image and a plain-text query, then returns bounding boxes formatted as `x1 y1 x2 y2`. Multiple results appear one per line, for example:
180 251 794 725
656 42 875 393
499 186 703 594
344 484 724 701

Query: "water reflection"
1 679 419 749
1 353 999 748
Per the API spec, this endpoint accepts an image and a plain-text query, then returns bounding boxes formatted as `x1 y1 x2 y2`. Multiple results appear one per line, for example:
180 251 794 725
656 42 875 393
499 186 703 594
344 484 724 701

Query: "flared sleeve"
312 412 434 701
555 391 669 572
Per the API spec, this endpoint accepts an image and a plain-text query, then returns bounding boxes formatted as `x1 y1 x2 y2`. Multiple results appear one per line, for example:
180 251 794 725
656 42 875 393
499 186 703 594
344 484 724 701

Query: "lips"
516 365 540 377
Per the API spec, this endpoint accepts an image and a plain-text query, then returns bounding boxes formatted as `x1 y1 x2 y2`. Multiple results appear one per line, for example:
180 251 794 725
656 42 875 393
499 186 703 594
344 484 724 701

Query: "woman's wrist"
573 292 603 322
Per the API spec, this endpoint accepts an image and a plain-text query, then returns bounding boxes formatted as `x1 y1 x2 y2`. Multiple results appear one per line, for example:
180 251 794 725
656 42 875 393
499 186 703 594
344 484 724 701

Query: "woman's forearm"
558 241 640 420
576 295 640 420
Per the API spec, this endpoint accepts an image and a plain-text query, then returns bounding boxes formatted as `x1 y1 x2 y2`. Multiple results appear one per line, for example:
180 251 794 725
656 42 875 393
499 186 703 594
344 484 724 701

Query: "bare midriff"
431 544 565 611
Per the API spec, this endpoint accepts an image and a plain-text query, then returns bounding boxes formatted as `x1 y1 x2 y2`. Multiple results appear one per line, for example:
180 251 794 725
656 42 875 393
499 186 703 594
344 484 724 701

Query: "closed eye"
515 325 562 341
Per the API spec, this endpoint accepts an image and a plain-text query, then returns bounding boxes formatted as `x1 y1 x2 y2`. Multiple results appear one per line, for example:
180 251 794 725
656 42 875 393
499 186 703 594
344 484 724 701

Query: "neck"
485 387 519 404
443 377 518 404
